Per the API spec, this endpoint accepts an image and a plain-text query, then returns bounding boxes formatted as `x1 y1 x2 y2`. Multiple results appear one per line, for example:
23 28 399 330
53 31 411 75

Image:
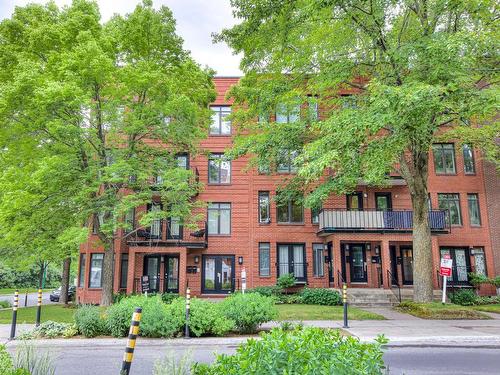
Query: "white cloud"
0 0 242 75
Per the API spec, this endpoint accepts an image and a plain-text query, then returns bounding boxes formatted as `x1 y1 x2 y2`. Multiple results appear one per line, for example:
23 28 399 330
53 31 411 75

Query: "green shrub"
18 321 77 339
186 298 235 337
74 305 107 337
160 292 179 304
449 289 477 306
247 286 282 297
0 300 11 309
221 293 277 334
192 327 387 374
275 293 302 304
0 345 14 374
468 272 490 287
141 297 184 338
299 288 342 306
112 292 128 304
13 342 55 375
475 296 500 305
277 273 296 289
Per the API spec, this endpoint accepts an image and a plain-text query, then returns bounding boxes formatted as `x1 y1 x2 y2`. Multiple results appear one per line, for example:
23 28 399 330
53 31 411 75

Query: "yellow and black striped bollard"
9 290 19 340
342 283 349 328
36 288 42 327
184 287 190 339
121 307 142 375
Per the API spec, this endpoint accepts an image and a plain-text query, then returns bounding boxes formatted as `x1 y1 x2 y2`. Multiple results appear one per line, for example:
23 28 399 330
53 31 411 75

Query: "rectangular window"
313 244 325 277
467 193 481 226
276 103 300 123
433 143 456 174
438 193 462 225
147 203 162 238
347 192 363 210
124 208 135 233
473 248 486 276
463 144 476 174
277 198 303 224
341 95 357 109
208 203 231 235
167 217 183 239
119 254 128 289
311 205 321 224
258 191 270 223
208 153 231 184
78 254 86 288
375 193 392 211
89 253 104 288
92 212 105 234
176 154 189 169
277 150 298 173
277 244 306 282
440 248 471 284
259 243 271 276
210 106 231 135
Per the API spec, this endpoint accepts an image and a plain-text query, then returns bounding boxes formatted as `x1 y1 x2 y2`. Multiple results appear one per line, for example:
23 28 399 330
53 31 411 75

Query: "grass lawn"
276 304 385 320
395 302 490 320
0 288 52 295
0 304 75 324
472 304 500 314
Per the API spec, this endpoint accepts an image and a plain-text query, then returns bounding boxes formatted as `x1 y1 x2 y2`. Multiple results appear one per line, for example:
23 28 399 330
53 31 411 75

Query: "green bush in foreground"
221 293 277 334
18 321 77 340
449 289 477 306
186 298 235 337
276 273 296 290
299 288 342 306
74 305 107 338
192 327 388 375
0 300 12 309
246 286 281 297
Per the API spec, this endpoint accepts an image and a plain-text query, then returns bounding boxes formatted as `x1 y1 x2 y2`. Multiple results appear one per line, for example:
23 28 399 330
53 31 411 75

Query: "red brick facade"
77 77 497 304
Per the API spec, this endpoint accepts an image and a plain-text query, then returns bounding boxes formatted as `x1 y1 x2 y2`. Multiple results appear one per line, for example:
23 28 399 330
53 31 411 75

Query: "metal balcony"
317 209 449 235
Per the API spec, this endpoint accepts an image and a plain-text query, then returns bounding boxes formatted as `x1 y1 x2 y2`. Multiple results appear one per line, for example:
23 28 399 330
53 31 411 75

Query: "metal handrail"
337 270 345 289
387 269 401 303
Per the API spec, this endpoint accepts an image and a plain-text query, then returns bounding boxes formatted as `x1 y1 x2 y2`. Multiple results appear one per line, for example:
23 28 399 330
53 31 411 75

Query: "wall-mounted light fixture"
363 193 368 198
194 256 199 264
366 243 371 251
375 245 380 255
344 244 350 256
238 256 244 265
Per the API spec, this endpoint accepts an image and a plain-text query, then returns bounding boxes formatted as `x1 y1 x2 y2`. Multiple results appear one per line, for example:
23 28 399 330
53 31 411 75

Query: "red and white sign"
439 255 453 277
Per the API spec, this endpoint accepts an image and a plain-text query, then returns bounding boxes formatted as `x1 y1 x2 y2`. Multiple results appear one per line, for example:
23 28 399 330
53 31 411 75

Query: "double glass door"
400 247 413 285
278 244 306 282
143 255 179 293
440 248 471 285
202 255 234 294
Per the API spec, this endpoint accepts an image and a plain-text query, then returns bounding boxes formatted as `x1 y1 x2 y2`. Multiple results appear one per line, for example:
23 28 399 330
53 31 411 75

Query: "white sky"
0 0 242 76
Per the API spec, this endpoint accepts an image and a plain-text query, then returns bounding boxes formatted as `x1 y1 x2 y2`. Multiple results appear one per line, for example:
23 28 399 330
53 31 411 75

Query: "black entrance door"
400 247 414 285
327 242 334 284
164 255 179 293
143 255 160 292
202 255 235 294
389 245 399 285
349 244 367 282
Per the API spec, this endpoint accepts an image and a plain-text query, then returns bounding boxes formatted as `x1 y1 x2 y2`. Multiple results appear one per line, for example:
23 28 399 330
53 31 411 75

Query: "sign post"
141 275 150 296
439 255 453 304
241 267 247 294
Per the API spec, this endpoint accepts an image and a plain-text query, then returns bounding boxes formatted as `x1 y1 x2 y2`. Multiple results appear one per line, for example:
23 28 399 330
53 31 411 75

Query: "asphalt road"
6 340 500 375
0 292 54 307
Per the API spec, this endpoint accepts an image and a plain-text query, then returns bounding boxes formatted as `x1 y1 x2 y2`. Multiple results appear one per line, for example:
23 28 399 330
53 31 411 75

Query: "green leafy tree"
0 0 215 305
217 0 499 301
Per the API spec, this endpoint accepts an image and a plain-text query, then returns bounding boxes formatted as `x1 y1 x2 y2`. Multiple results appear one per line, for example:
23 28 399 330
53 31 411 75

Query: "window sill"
207 183 232 186
470 225 482 228
208 134 232 137
87 288 102 290
207 234 232 237
258 222 271 226
258 276 272 278
277 223 305 226
435 173 458 176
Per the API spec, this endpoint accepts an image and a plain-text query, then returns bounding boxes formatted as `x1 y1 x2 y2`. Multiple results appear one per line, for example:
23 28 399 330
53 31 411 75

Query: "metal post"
442 275 447 304
36 288 42 327
9 290 19 340
342 283 349 328
24 289 28 307
121 307 142 375
184 287 190 339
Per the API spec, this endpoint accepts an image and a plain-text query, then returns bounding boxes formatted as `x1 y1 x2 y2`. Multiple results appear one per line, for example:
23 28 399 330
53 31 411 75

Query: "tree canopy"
0 0 216 304
217 0 499 301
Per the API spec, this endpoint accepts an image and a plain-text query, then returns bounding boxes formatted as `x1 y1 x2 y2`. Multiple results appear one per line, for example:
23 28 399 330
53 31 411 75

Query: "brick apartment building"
77 77 497 303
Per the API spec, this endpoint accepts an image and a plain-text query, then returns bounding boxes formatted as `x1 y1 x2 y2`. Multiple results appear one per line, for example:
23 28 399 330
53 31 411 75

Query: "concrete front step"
333 287 444 307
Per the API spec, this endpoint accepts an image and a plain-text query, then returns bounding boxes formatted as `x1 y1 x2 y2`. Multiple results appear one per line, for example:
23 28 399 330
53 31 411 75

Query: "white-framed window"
463 144 475 174
277 197 304 224
438 193 462 225
276 103 300 123
78 254 86 288
467 193 481 226
433 143 456 174
258 191 270 223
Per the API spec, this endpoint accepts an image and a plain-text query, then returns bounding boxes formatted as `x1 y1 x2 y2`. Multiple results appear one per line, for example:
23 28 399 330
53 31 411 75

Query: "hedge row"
248 287 342 306
74 292 277 338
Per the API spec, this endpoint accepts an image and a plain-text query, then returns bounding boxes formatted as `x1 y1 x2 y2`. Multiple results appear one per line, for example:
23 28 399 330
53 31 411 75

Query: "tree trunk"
60 257 71 305
404 151 434 302
100 239 115 306
38 262 45 289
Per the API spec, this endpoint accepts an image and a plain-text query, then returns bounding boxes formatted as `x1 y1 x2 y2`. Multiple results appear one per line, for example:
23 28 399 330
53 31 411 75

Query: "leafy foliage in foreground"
299 288 342 306
193 327 388 375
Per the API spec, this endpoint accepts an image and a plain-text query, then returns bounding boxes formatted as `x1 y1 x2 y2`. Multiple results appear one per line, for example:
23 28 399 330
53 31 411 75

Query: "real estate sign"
440 255 453 277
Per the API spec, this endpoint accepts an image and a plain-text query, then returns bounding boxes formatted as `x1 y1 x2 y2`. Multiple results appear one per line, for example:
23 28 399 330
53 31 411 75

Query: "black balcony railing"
318 209 449 234
126 221 208 248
